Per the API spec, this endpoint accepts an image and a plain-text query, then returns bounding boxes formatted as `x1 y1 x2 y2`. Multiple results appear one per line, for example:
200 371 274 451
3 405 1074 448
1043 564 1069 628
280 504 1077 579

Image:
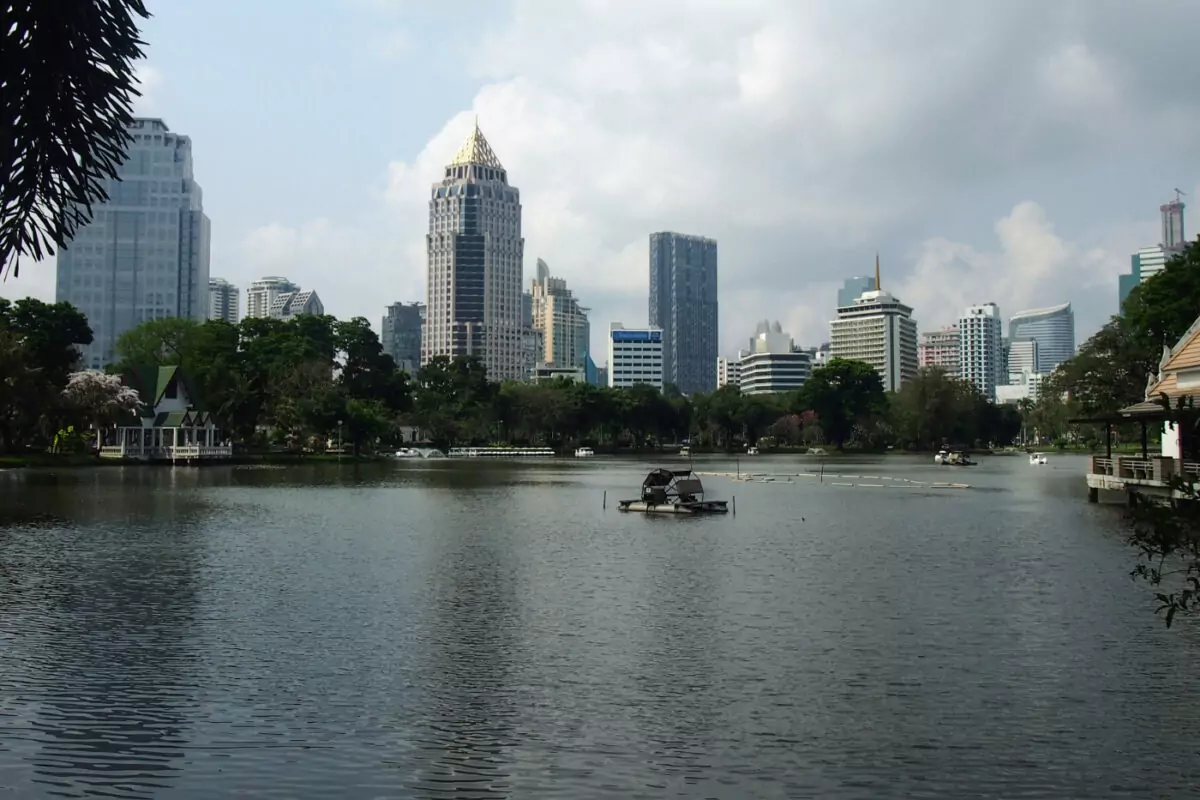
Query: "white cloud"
893 201 1151 335
240 0 1200 359
0 256 55 304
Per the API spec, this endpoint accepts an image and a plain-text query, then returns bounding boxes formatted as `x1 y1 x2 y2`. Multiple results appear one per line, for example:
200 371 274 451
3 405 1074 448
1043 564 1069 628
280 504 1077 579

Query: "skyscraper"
55 117 210 368
208 278 239 324
529 259 590 370
1008 303 1075 375
958 303 1003 400
246 276 299 318
1118 194 1187 310
649 232 718 395
382 301 425 373
838 276 877 308
424 120 524 381
1162 194 1187 253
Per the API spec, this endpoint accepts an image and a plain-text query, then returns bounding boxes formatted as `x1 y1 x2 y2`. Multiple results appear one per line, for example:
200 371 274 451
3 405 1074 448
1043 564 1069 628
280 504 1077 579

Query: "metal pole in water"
732 495 736 515
603 490 607 509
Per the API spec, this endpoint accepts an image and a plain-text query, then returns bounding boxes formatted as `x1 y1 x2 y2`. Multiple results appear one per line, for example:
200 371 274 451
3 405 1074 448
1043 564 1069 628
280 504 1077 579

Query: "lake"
1 453 1197 798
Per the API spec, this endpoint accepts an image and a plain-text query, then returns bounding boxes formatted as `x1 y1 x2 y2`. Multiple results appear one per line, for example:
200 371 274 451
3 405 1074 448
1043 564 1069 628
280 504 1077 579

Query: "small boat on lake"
1029 452 1048 465
575 447 595 458
746 446 759 455
679 445 691 458
806 447 828 456
939 450 975 466
617 469 729 515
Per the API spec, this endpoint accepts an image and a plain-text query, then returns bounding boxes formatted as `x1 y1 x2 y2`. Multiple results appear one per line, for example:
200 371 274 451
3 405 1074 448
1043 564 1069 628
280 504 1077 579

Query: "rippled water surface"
1 454 1199 798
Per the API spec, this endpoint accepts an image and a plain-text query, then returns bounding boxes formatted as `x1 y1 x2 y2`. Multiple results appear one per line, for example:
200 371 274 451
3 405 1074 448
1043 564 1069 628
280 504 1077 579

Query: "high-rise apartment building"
918 325 960 373
424 120 524 381
608 323 663 389
529 259 590 369
958 303 1003 400
838 276 877 309
246 276 299 318
1008 303 1074 375
649 232 718 395
716 356 741 389
382 302 425 373
828 258 918 391
55 117 210 368
208 278 239 324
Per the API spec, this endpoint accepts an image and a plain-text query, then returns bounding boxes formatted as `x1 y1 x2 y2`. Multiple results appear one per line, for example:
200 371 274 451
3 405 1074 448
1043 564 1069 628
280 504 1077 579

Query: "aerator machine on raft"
617 469 729 515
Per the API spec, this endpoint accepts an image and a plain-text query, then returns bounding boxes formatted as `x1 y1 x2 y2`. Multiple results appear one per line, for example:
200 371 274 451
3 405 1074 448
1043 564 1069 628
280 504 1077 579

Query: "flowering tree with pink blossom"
61 370 141 447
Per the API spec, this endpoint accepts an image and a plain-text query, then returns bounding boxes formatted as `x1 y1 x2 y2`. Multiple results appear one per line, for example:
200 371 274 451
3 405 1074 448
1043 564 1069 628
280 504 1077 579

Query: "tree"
1 1 152 278
796 358 886 449
0 298 93 451
61 370 141 444
113 317 202 367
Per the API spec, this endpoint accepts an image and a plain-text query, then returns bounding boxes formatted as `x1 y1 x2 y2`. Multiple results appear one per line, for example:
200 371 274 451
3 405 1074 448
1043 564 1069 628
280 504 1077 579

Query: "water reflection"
0 470 205 798
411 494 524 798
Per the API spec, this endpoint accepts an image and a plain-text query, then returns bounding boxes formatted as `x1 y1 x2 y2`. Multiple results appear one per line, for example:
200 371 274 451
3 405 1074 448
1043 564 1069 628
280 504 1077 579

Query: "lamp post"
337 419 343 460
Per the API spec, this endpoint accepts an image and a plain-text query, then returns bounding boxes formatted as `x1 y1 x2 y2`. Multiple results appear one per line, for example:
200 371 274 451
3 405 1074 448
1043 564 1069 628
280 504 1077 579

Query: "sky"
3 0 1200 362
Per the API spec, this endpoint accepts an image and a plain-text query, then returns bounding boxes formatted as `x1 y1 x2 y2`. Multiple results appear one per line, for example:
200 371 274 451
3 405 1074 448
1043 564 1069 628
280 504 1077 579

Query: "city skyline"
3 1 1200 363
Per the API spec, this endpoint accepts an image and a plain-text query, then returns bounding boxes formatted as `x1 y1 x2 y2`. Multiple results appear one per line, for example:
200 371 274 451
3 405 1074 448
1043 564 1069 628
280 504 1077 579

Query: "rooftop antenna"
875 252 881 291
1175 188 1187 203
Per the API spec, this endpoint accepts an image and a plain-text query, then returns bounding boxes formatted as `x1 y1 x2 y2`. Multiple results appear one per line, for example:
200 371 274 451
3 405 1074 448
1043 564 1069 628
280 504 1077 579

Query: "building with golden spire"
828 254 919 391
423 119 525 381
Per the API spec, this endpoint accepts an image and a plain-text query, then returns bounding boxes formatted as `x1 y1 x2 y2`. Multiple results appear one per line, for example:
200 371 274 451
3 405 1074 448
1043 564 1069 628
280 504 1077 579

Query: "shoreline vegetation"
0 441 1148 470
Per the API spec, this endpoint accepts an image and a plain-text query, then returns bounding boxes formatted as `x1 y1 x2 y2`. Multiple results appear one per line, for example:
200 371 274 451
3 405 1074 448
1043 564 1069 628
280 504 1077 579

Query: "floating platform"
617 499 729 514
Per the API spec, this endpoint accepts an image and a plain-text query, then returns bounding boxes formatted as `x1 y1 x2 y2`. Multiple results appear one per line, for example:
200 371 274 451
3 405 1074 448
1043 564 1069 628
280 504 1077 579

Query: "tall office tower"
246 276 299 318
382 301 425 373
529 259 590 369
1119 194 1188 309
918 325 960 373
1162 194 1187 254
55 117 211 368
1008 302 1075 375
208 278 239 324
838 276 877 309
649 232 718 395
958 303 1003 400
424 120 524 381
828 256 918 391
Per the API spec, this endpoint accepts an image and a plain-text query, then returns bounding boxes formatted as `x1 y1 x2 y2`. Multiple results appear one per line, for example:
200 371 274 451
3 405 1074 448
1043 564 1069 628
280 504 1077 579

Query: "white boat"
746 446 759 455
1029 452 1048 465
394 447 443 459
934 449 948 464
806 447 828 456
679 446 691 457
574 447 595 458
